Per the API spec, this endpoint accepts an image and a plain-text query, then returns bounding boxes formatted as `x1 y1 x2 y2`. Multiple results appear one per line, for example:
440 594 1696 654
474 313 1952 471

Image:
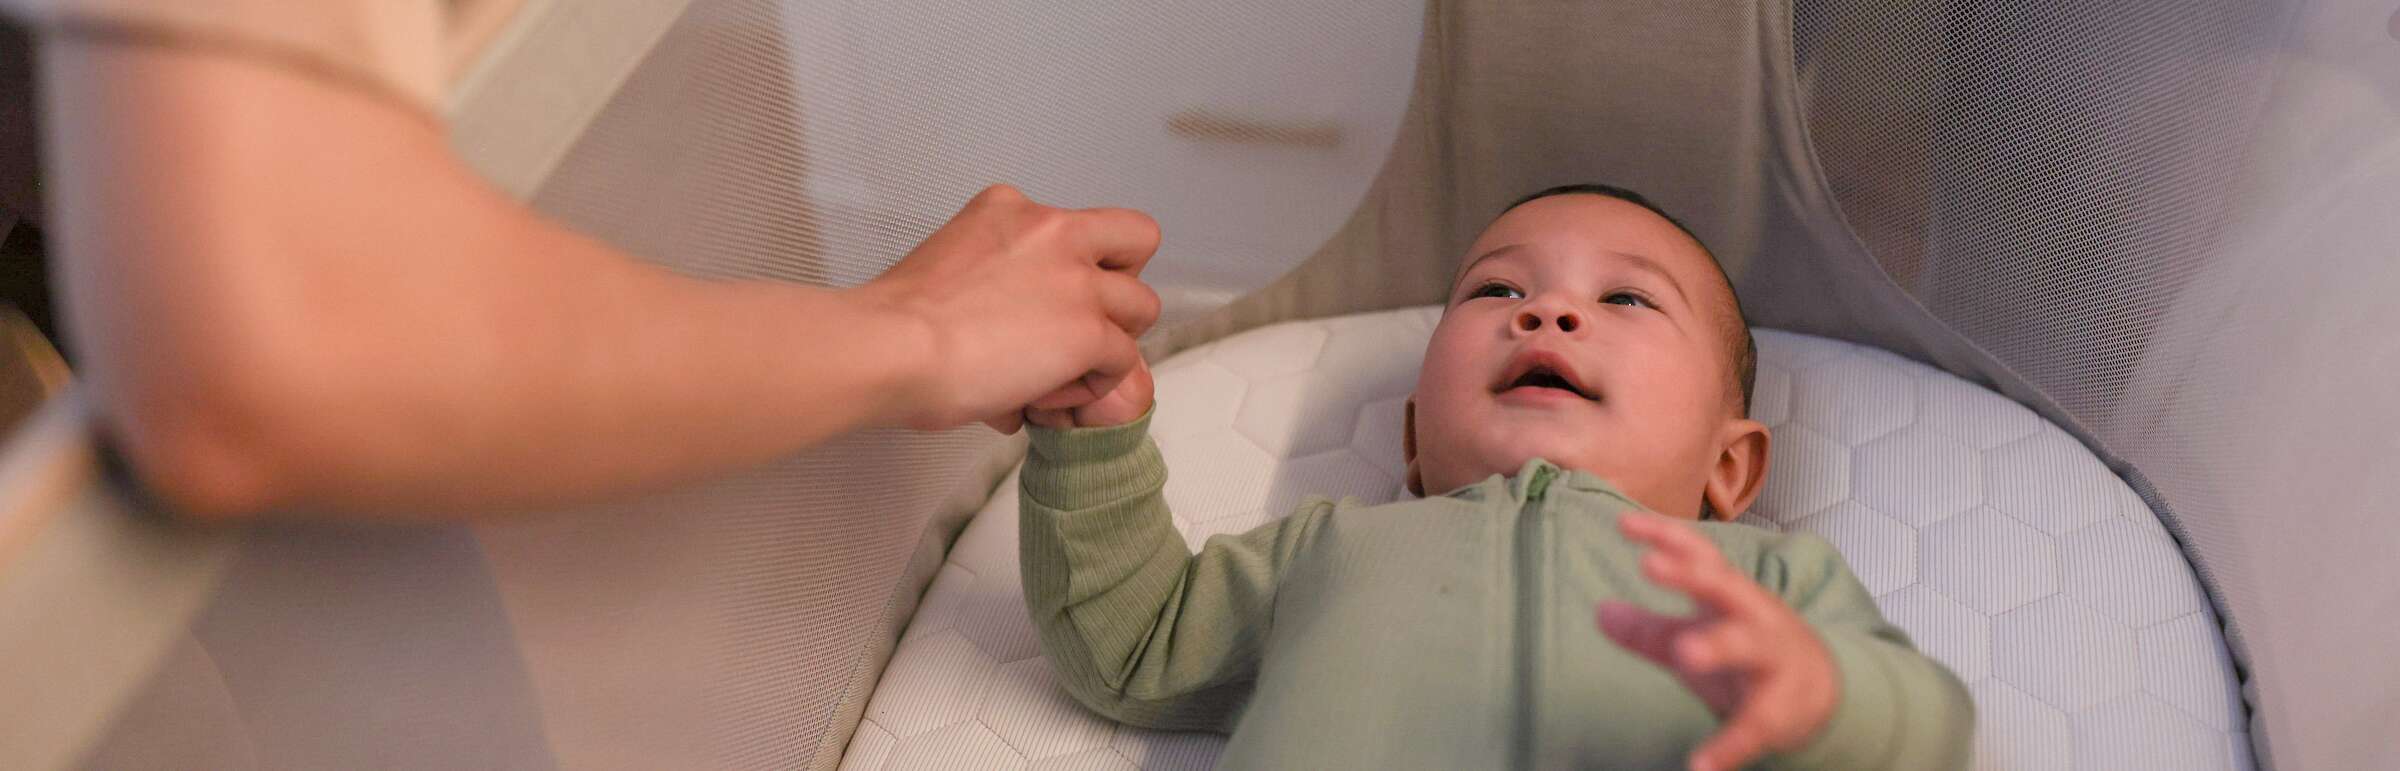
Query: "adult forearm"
184 227 936 517
41 38 932 517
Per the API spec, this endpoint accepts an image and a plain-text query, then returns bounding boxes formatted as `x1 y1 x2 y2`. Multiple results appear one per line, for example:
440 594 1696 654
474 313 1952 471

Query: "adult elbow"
100 368 316 521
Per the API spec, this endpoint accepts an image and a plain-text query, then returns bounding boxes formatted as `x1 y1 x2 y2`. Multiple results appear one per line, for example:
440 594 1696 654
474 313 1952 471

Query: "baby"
1017 185 1972 770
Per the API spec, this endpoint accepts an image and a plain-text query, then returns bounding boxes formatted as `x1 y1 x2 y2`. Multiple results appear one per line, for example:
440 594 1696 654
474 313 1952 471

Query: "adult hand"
1023 357 1153 430
858 185 1163 434
1596 512 1840 771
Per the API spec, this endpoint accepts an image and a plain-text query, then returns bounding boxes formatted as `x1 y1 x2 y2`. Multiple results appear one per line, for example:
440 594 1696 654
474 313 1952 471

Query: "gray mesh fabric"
1791 2 2400 766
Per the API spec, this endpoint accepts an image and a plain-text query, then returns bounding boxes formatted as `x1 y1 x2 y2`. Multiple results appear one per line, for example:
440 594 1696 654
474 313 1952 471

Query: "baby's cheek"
1421 419 1520 487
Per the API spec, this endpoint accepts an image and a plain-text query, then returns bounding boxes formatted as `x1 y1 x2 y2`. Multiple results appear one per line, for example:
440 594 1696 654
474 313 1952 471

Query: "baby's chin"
1492 424 1611 464
1423 432 1611 491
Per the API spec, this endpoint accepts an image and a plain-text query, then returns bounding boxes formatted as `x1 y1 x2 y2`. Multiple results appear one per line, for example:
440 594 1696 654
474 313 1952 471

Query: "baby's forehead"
1450 202 1738 324
1461 197 1714 278
1452 242 1701 282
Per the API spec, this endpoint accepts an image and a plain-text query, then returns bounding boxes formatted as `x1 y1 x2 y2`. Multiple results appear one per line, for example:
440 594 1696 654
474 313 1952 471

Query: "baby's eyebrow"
1452 243 1527 288
1605 249 1691 307
1452 244 1693 309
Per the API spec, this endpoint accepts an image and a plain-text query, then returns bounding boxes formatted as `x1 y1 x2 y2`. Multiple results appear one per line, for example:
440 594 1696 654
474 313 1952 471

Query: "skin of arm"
37 38 1160 518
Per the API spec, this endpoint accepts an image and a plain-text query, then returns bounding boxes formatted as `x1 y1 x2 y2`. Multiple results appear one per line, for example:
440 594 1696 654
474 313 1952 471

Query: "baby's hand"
1024 357 1155 429
1597 512 1838 771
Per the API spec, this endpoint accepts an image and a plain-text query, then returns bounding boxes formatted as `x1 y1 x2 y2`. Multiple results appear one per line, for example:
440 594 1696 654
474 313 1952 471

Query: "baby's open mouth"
1496 359 1598 401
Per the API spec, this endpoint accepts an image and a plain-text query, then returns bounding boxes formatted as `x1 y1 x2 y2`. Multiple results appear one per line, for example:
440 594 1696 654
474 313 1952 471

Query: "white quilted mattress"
840 307 2250 770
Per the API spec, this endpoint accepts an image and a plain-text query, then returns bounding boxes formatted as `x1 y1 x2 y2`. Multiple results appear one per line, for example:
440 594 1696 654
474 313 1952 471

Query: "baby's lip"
1494 349 1599 401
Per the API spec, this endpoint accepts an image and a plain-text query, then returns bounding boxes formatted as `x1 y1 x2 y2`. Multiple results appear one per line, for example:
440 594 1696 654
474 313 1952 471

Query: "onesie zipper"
1508 463 1559 768
1525 463 1557 503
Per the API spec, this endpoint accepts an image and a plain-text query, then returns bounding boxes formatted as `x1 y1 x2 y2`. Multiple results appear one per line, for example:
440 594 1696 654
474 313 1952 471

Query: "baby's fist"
1025 358 1155 429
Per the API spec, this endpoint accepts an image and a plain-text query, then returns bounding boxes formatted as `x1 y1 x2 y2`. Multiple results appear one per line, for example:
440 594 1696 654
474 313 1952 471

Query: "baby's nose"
1513 309 1582 333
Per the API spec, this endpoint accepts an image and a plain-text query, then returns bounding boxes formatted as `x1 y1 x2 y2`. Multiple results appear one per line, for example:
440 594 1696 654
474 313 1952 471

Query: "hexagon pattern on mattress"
839 307 2250 771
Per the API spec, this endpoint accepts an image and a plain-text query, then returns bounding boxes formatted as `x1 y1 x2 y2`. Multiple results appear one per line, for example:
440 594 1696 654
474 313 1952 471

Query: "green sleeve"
1018 409 1332 733
1755 533 1976 770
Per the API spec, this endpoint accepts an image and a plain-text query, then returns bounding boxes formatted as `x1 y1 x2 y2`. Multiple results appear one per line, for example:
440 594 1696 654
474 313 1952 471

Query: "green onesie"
1020 411 1972 769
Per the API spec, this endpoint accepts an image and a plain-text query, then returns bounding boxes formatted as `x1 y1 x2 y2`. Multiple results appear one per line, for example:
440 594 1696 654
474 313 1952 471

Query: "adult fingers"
1023 406 1075 430
1094 269 1163 337
964 183 1031 213
1029 326 1140 410
1079 323 1142 395
1069 206 1162 275
960 186 1156 274
1074 370 1131 413
1028 383 1098 412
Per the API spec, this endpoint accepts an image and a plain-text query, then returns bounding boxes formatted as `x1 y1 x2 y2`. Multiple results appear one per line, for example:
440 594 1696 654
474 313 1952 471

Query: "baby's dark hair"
1499 184 1758 418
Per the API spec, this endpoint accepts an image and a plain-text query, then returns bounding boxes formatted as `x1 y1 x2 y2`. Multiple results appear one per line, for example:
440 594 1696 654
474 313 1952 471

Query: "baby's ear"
1702 418 1770 521
1402 397 1424 497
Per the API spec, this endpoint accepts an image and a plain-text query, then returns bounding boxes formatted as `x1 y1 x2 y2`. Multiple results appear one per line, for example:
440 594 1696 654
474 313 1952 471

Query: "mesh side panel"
701 428 998 770
1790 0 2294 747
531 0 1415 297
1796 1 2400 767
1796 0 2286 429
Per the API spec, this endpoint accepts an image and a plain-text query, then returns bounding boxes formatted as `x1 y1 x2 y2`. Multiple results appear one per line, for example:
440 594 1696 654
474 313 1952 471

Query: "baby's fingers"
1597 600 1704 669
1640 547 1779 624
1675 621 1767 676
1689 686 1804 771
1693 663 1835 771
1689 698 1779 771
1619 511 1725 570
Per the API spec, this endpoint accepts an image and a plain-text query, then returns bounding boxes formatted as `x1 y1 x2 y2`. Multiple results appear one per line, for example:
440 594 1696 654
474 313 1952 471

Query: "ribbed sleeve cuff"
1021 408 1164 511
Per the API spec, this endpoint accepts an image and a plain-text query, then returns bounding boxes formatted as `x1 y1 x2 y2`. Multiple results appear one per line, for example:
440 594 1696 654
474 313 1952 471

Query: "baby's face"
1409 194 1744 517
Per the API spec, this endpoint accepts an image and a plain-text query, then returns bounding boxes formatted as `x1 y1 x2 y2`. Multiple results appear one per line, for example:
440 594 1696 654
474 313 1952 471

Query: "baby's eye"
1469 282 1525 300
1602 291 1655 309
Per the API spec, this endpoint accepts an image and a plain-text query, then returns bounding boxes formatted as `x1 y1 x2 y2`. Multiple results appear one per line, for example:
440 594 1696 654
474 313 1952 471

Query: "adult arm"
37 38 1160 518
